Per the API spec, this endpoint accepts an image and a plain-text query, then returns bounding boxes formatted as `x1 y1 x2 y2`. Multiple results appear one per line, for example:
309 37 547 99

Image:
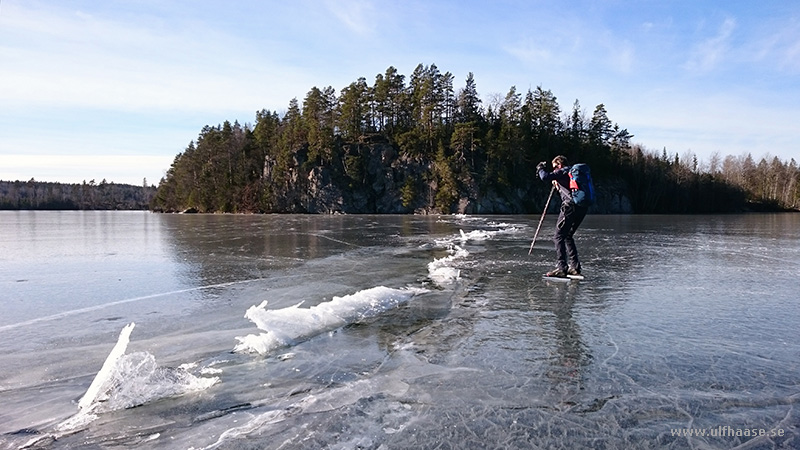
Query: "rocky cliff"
280 139 633 215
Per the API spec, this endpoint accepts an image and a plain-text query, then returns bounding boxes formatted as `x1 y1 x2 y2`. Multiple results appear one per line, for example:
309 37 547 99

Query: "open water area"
0 211 798 449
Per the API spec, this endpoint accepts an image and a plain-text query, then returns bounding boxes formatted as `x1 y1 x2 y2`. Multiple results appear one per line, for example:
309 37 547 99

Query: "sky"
1 0 799 186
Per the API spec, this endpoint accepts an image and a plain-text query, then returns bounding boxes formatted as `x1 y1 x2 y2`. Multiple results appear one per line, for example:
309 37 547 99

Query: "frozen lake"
0 211 798 449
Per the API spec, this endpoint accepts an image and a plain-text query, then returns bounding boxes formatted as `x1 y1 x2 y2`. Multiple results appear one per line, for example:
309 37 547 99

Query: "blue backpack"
568 163 595 207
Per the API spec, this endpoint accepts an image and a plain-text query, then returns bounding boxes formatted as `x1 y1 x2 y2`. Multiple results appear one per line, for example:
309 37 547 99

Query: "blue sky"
1 0 798 185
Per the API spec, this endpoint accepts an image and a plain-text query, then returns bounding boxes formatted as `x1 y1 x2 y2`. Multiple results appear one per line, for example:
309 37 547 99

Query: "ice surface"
2 213 799 449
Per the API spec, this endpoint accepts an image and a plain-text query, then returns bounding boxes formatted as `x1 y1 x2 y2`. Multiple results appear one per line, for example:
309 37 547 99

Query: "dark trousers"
553 202 587 271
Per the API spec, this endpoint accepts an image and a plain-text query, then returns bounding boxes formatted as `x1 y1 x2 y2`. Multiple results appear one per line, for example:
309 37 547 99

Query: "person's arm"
537 162 555 181
538 163 568 183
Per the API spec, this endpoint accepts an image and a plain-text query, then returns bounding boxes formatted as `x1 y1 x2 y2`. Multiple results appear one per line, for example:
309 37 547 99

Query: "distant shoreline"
0 179 155 211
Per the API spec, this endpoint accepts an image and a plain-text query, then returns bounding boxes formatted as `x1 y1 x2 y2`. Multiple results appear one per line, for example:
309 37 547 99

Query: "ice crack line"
0 278 270 333
304 233 364 248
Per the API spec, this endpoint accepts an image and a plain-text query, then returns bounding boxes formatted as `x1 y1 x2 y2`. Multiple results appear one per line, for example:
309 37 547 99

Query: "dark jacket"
538 167 573 204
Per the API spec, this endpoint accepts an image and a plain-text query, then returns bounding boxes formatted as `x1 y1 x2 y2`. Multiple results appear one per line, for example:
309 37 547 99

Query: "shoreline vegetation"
0 179 155 211
4 64 799 214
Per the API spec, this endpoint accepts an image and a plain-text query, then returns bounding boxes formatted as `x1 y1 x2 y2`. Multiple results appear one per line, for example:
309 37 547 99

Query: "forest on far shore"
152 63 799 215
0 179 156 210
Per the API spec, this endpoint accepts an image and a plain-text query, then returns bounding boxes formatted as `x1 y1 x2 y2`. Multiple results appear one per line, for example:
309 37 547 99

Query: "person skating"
536 155 588 278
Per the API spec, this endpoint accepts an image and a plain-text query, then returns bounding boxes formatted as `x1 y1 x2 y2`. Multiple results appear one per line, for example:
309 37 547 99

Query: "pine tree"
339 78 370 140
456 72 482 124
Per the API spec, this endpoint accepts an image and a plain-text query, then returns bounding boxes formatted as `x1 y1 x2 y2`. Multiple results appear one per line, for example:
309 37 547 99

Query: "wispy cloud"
322 0 378 36
684 17 736 74
0 2 313 113
750 19 800 73
599 36 636 74
504 37 556 67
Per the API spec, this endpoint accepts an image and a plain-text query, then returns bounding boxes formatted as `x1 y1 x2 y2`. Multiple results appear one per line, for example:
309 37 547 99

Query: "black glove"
536 161 547 171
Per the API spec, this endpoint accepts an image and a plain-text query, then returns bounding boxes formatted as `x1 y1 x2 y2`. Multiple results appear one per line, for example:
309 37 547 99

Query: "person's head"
551 155 569 169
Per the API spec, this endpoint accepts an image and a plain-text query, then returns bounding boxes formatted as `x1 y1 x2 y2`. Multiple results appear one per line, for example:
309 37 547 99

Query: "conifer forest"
151 64 799 214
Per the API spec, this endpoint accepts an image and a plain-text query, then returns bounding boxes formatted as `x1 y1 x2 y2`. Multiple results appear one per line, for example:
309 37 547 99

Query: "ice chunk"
234 286 427 355
57 323 218 433
78 322 136 411
427 245 468 285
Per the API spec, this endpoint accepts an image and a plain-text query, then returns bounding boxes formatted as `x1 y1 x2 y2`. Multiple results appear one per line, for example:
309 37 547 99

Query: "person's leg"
565 235 580 273
552 205 571 273
565 206 587 273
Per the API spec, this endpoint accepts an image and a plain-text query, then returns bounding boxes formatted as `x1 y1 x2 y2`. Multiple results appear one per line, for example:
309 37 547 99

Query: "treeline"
152 63 799 214
622 149 799 213
711 152 799 211
0 179 156 210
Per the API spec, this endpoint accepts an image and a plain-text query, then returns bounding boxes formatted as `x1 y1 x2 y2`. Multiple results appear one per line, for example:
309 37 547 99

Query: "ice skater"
536 155 589 278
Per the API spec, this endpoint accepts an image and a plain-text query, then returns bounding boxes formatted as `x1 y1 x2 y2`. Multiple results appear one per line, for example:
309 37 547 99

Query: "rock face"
286 139 633 214
305 167 344 214
593 180 634 214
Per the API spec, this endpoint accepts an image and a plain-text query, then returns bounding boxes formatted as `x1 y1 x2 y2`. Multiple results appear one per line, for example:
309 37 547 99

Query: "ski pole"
528 184 556 255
